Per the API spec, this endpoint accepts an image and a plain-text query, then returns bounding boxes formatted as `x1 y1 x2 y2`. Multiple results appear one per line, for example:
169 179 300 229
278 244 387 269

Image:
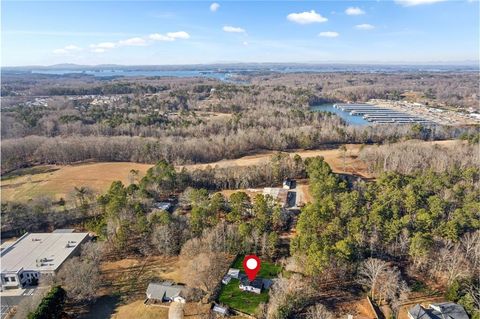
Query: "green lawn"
231 255 282 279
217 255 282 314
218 278 269 314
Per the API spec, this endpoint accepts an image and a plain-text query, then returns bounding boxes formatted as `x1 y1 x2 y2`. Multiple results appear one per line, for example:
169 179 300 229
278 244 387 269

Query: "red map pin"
243 255 261 281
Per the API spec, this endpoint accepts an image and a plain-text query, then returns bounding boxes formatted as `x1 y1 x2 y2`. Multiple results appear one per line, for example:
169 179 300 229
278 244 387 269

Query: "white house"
1 231 89 290
239 278 263 294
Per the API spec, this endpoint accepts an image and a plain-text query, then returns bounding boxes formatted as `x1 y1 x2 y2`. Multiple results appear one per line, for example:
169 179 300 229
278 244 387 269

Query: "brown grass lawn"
97 255 213 319
111 300 169 319
99 256 185 298
1 162 152 203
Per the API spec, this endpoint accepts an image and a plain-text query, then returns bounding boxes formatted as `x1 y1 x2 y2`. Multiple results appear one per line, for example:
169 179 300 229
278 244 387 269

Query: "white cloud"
166 31 190 39
243 41 249 46
394 0 446 6
118 37 147 46
53 49 68 55
345 7 365 15
53 44 82 54
355 24 375 30
319 31 339 38
90 42 117 49
223 26 246 33
210 2 220 12
287 10 328 24
86 31 191 54
149 31 190 41
91 48 106 53
64 45 81 51
149 33 175 41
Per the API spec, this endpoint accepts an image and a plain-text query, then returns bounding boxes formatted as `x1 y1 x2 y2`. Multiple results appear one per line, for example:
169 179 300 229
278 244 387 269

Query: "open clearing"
85 255 211 319
1 140 460 202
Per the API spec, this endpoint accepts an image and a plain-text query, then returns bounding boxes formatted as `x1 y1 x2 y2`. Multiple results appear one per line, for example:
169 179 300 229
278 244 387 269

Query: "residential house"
408 302 469 319
146 281 186 303
154 202 173 212
239 278 263 294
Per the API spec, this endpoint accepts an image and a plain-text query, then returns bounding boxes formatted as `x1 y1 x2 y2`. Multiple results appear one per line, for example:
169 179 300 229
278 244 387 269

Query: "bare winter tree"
357 258 389 301
182 252 229 293
56 242 102 302
306 304 334 319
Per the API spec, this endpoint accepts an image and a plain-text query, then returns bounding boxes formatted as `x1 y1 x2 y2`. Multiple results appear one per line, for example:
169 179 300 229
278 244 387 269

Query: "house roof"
408 303 469 319
228 268 240 276
240 277 263 289
146 282 184 300
430 302 469 319
409 304 435 319
213 304 229 314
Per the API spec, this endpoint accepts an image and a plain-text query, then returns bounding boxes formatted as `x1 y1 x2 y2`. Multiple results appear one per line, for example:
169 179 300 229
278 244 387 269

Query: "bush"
27 286 66 319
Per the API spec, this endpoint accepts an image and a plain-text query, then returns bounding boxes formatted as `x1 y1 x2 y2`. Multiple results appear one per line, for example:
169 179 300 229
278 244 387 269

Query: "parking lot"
0 287 39 319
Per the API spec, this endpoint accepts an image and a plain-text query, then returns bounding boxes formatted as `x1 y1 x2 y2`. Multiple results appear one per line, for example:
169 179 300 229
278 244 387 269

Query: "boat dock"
333 103 435 125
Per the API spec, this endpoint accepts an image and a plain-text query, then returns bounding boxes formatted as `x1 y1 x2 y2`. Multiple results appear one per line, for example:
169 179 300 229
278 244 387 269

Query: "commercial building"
0 230 89 290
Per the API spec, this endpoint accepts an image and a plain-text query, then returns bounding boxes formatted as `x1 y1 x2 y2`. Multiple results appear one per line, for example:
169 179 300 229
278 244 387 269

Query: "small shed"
227 268 240 279
221 275 232 285
212 304 229 316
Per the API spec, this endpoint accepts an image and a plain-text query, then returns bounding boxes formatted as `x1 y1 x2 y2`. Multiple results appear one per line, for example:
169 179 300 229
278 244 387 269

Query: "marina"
332 103 435 125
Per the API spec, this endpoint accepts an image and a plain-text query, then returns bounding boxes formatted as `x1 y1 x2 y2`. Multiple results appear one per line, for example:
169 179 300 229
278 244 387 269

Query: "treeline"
290 157 479 317
359 140 480 175
253 72 479 110
2 124 475 174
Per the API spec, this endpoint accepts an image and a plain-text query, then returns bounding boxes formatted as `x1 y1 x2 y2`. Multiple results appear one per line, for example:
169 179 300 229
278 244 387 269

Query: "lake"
30 69 232 80
311 104 370 126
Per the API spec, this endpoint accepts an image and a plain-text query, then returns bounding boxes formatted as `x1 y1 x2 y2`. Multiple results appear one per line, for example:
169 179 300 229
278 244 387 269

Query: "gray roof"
213 304 229 315
240 277 263 289
408 303 469 319
146 282 184 300
430 302 469 319
409 304 434 319
1 232 89 274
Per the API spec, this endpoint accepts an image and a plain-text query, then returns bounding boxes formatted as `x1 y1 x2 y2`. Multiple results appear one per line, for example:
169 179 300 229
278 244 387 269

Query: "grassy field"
218 255 282 314
0 141 460 203
230 255 282 279
0 146 367 203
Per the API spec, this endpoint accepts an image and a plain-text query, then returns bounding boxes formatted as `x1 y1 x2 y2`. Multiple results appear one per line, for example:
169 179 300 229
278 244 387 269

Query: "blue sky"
2 0 479 66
